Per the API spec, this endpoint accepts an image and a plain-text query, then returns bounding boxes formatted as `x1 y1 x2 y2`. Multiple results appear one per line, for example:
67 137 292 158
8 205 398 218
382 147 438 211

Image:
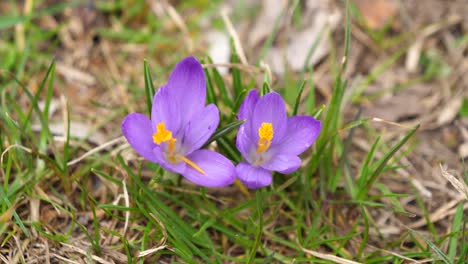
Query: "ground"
0 0 467 263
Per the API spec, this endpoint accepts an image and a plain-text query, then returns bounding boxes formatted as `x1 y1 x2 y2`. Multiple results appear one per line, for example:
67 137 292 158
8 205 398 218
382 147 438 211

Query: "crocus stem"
247 189 264 264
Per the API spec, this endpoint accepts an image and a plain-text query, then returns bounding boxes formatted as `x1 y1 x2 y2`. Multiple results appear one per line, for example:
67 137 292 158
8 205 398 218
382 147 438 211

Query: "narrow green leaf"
256 0 291 64
292 80 306 115
247 190 264 264
143 60 156 116
231 44 243 98
341 0 351 73
208 57 233 107
357 125 419 199
233 88 248 115
203 120 245 148
408 228 451 264
202 59 217 105
448 203 464 262
357 136 381 189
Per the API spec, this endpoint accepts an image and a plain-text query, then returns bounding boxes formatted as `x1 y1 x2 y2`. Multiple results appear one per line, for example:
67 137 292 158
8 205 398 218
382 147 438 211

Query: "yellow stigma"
153 122 173 144
257 122 273 153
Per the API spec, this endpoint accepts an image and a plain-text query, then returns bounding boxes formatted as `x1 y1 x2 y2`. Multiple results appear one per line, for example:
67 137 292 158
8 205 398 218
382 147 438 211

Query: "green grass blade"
255 0 293 64
409 228 451 264
448 203 464 262
341 0 351 73
231 44 243 98
247 190 264 264
143 60 156 116
202 59 217 105
208 57 233 108
292 80 306 115
357 136 381 190
357 125 420 200
203 120 244 148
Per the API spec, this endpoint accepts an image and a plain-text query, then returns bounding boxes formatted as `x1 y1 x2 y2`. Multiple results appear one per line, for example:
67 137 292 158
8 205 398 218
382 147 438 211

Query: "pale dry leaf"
248 0 286 47
56 62 96 86
406 38 424 73
32 121 107 145
265 1 341 74
363 90 426 121
436 96 463 126
440 164 468 200
459 142 468 158
300 246 362 264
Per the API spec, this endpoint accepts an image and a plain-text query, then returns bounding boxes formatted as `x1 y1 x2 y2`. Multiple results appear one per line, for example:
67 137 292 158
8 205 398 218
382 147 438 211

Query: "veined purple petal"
236 162 272 189
166 56 206 125
238 90 260 143
236 126 254 163
152 147 187 174
151 85 182 134
238 89 259 120
273 116 321 155
181 104 219 154
261 154 301 174
251 92 287 144
183 150 235 187
121 113 158 163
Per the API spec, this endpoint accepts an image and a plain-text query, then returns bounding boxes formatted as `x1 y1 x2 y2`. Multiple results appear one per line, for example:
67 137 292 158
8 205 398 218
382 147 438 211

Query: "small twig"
137 213 168 258
1 144 33 177
122 180 130 236
163 2 193 53
137 245 168 258
366 244 429 263
149 213 168 246
42 237 51 264
11 236 29 264
371 117 414 130
60 243 113 264
299 245 362 264
51 254 80 264
202 63 263 74
151 0 193 53
220 9 248 65
66 136 125 166
409 196 467 229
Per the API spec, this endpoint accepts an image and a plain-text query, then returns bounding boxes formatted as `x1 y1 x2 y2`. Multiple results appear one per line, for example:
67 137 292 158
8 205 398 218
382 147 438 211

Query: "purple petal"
181 104 219 154
152 146 187 175
151 85 182 134
273 116 321 155
237 90 259 144
121 113 158 163
183 150 235 187
236 162 272 189
251 92 287 144
236 126 254 163
261 154 301 174
166 56 206 125
238 89 259 121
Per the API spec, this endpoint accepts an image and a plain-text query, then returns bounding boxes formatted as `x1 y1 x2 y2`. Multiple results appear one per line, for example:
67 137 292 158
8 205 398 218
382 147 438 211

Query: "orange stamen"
257 122 273 153
178 155 206 175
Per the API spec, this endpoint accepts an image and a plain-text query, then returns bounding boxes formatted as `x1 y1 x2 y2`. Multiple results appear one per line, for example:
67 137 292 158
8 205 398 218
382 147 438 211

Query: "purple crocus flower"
235 90 321 189
121 56 235 188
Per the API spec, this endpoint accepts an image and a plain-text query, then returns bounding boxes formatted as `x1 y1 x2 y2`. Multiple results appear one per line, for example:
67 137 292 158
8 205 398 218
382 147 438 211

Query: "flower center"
153 122 205 175
257 122 273 153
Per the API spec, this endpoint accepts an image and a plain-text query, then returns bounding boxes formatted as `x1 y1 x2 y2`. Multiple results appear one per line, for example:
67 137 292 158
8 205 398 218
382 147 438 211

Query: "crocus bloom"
121 56 235 187
235 90 321 189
